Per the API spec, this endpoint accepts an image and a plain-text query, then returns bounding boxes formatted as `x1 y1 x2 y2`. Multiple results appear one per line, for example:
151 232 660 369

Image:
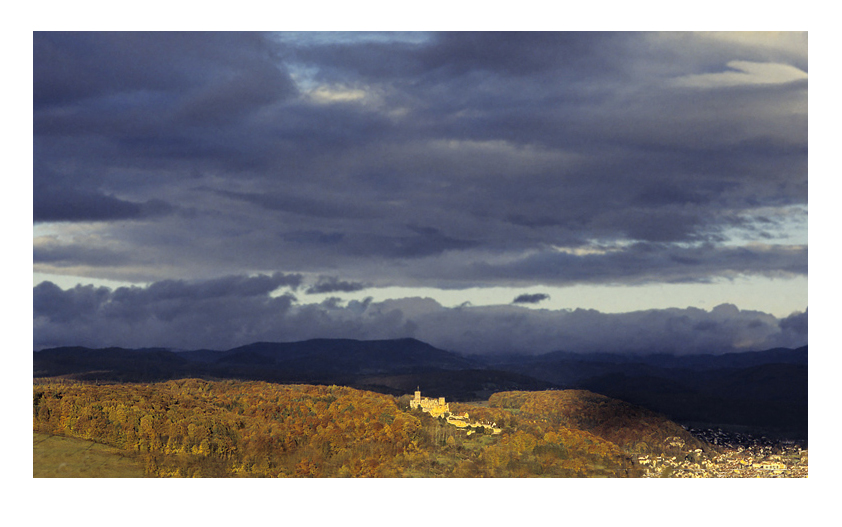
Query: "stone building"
410 388 450 417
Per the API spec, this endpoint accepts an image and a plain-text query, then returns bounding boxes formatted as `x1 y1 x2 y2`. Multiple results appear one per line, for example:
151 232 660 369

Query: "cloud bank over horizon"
33 277 807 355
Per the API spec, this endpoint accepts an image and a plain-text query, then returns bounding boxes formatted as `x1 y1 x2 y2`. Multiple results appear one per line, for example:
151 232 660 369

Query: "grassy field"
33 433 145 478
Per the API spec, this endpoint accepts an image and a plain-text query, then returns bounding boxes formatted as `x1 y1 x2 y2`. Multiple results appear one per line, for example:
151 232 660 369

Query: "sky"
32 31 809 354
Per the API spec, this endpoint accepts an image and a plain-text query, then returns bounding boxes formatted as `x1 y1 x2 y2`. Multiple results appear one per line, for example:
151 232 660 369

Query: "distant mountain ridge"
34 338 494 396
221 337 478 372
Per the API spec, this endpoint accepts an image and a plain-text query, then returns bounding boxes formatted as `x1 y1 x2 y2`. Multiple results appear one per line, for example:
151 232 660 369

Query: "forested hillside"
487 390 707 455
32 380 703 477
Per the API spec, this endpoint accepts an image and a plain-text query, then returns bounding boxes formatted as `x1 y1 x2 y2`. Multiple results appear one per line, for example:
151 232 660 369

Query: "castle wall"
410 391 449 417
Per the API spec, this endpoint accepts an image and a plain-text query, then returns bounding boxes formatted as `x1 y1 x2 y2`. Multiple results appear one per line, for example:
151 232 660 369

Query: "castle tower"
415 387 421 401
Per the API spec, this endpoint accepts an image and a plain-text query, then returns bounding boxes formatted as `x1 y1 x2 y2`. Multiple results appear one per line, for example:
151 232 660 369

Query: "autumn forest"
32 378 710 477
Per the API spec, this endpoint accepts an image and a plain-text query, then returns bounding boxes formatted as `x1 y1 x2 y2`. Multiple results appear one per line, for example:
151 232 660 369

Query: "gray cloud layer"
33 277 807 355
512 293 550 305
33 32 807 290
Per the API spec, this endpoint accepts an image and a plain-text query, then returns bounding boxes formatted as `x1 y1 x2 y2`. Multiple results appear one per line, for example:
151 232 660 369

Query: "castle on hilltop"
410 388 450 417
408 388 502 435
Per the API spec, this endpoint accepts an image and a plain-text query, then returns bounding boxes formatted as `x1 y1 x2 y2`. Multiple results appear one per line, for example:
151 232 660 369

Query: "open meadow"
33 432 145 478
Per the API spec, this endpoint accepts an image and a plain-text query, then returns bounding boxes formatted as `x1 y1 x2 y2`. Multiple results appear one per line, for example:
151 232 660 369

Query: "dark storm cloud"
34 281 112 323
512 293 550 305
33 185 173 223
34 242 131 268
34 32 296 112
33 279 807 354
306 276 370 294
34 273 301 318
34 274 302 350
33 31 297 224
419 32 619 76
135 272 303 300
33 32 807 291
345 226 479 259
287 32 625 83
214 188 380 220
778 308 808 341
458 243 807 287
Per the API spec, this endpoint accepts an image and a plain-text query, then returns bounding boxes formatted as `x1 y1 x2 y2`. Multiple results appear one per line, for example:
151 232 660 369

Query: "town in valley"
635 428 807 478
